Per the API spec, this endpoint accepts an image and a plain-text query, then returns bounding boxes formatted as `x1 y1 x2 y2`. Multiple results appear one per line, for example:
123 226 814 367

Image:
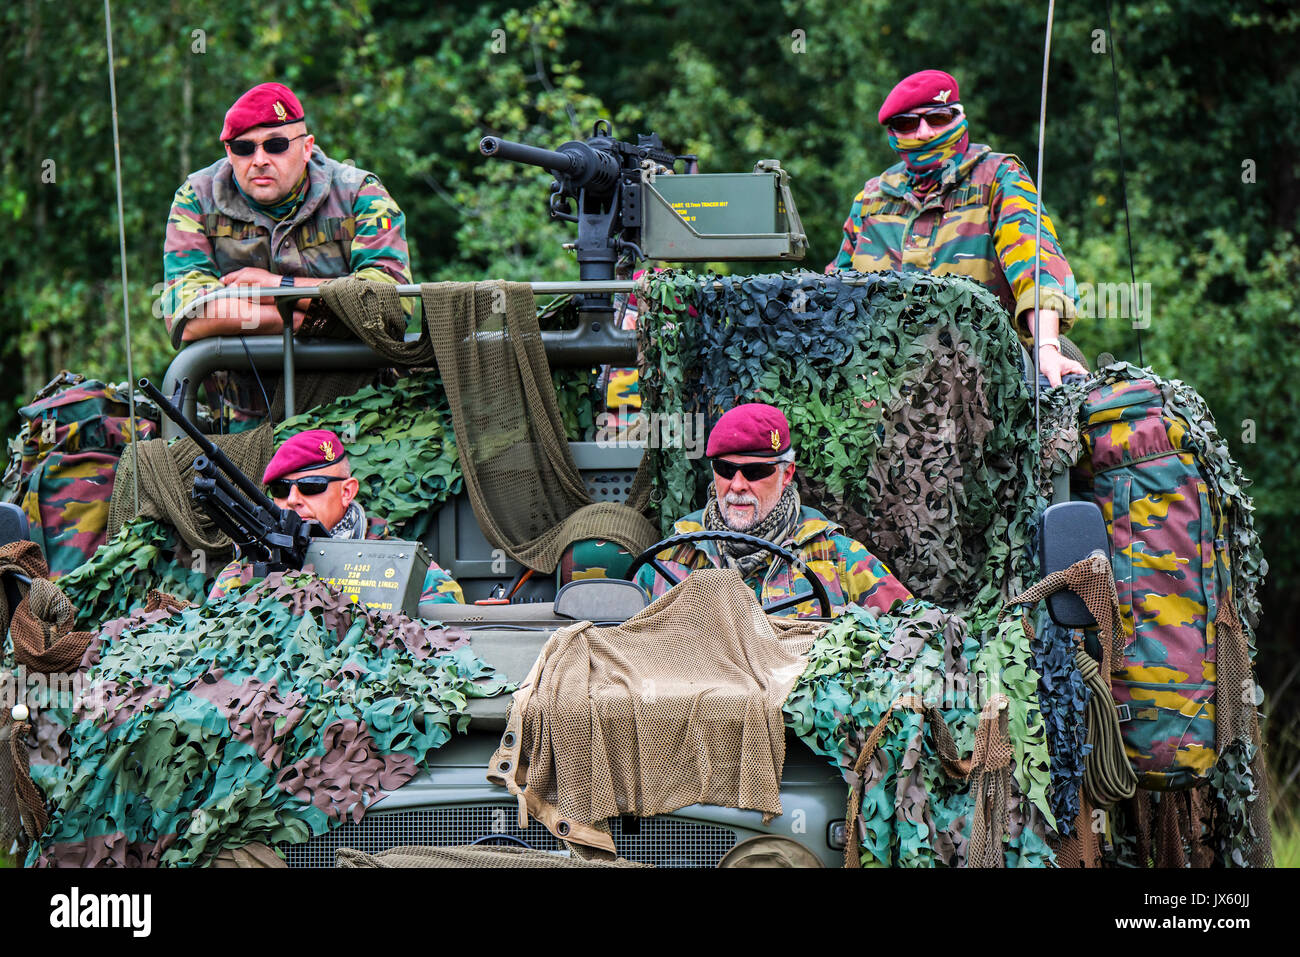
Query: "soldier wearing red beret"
633 403 911 618
161 82 413 426
206 429 463 609
827 70 1088 387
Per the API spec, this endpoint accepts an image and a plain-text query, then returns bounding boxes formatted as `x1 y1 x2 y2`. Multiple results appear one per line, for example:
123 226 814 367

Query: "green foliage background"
2 0 1298 810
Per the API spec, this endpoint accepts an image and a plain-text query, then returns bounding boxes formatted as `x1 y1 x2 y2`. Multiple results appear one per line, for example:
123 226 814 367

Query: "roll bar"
161 281 641 439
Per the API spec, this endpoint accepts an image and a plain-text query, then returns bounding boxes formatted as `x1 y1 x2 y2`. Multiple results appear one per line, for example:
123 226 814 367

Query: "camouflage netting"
638 270 1041 632
640 271 1090 861
22 571 507 867
784 601 1055 867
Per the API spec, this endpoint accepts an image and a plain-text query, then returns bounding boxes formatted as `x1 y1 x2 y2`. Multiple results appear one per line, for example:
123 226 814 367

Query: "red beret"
263 429 347 484
877 70 960 125
706 403 791 458
221 82 305 141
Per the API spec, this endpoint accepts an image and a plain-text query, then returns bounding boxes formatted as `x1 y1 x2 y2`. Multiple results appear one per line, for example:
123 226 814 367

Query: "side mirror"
0 502 30 548
0 502 33 628
1039 501 1111 630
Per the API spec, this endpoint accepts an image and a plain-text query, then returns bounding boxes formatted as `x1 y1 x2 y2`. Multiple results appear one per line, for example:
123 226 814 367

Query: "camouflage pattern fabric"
1037 362 1269 866
56 518 211 629
1080 377 1223 787
558 538 635 585
10 376 158 578
25 571 506 867
638 270 1042 635
784 601 1055 866
825 144 1079 347
633 506 912 618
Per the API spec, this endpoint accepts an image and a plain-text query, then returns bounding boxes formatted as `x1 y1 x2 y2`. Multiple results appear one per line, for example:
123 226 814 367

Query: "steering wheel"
625 530 833 617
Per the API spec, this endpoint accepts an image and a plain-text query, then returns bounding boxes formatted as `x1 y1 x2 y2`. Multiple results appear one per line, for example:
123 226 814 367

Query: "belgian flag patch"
379 216 392 230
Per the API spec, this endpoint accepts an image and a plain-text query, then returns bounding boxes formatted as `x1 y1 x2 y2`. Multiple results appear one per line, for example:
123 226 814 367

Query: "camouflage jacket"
162 146 412 338
633 505 912 618
206 513 463 608
826 145 1078 346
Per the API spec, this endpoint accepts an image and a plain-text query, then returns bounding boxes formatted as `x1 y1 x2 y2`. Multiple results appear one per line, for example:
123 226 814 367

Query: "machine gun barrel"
139 377 278 514
479 136 579 174
480 135 621 196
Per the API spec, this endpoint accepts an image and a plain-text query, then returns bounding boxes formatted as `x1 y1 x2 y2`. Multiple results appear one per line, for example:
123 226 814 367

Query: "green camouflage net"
56 517 210 629
638 270 1042 633
276 376 462 539
784 601 1055 867
25 571 507 867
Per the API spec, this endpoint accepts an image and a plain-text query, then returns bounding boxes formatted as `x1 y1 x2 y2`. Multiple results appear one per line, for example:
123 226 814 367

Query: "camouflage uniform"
162 146 413 427
634 505 912 618
826 145 1079 347
206 513 462 608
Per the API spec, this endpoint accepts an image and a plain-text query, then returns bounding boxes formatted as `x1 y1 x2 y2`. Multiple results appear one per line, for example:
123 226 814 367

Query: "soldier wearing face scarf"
827 70 1087 387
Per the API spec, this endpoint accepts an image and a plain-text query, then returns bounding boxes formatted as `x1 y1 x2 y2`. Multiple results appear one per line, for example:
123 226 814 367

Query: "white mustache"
724 492 758 506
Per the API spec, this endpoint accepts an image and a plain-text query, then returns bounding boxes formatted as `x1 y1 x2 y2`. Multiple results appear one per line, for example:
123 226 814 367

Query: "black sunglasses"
886 105 963 134
711 459 786 481
268 474 346 498
228 133 309 157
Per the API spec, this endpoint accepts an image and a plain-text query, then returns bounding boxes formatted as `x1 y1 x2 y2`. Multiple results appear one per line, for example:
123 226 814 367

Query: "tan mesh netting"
0 540 97 851
318 278 659 573
0 541 94 675
107 422 275 553
336 844 649 868
843 693 1013 869
487 568 823 854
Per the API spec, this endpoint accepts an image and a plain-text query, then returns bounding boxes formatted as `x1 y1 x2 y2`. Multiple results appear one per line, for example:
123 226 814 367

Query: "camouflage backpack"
5 373 157 578
1079 370 1256 790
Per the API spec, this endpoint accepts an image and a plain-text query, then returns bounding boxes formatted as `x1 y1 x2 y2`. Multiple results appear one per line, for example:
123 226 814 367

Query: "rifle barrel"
139 378 278 513
479 136 577 173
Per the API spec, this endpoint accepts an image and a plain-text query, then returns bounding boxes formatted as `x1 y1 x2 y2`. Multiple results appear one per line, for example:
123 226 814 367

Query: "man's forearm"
1021 309 1061 346
178 301 292 341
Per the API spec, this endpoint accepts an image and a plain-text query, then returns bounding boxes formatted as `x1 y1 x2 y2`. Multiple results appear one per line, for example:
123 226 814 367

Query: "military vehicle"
2 117 1267 871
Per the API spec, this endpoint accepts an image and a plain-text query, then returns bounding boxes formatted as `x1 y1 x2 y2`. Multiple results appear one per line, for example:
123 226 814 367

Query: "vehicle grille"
283 804 739 868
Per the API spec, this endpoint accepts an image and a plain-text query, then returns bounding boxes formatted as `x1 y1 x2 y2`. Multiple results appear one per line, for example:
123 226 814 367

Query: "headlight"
717 835 823 868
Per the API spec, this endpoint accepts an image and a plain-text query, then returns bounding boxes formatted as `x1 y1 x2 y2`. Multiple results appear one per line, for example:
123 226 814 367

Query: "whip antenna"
1032 0 1057 435
104 0 139 514
1105 0 1143 367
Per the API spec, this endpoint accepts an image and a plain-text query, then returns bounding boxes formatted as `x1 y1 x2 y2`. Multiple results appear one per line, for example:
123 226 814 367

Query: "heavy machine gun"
139 377 324 576
479 119 807 322
140 378 432 614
